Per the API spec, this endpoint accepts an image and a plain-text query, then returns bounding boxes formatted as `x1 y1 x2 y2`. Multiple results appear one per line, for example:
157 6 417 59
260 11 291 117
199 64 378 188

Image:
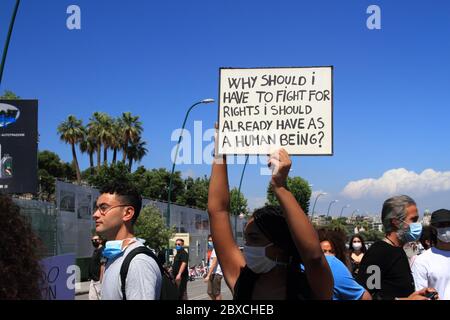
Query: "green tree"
266 176 312 214
119 112 143 163
230 187 249 216
358 229 385 242
80 136 96 175
0 90 20 99
87 162 134 190
57 115 85 183
87 112 113 168
38 169 56 201
177 176 209 210
110 118 123 164
135 205 175 251
136 168 184 202
100 114 113 165
326 217 351 237
37 150 76 201
127 137 148 171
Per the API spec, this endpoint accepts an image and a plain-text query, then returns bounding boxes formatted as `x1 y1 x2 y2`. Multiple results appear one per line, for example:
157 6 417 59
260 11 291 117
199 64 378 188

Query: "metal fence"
13 181 246 268
13 198 57 258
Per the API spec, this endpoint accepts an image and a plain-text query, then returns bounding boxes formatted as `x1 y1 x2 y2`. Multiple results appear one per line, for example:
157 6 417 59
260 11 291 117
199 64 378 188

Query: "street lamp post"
339 204 350 218
350 209 359 220
0 0 21 86
235 155 249 241
310 192 327 221
326 200 339 218
166 98 215 227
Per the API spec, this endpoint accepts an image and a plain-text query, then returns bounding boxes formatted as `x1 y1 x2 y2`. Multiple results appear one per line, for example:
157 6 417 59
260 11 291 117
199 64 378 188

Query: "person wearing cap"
412 209 450 300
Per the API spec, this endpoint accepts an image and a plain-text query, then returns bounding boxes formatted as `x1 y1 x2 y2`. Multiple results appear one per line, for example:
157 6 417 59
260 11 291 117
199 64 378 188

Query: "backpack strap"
119 246 163 300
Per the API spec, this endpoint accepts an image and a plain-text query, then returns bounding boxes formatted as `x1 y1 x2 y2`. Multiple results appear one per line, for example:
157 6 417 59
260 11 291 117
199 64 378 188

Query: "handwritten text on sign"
218 67 333 155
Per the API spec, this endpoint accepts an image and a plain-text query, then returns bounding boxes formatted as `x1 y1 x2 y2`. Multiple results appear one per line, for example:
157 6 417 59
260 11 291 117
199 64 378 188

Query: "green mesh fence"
13 198 57 258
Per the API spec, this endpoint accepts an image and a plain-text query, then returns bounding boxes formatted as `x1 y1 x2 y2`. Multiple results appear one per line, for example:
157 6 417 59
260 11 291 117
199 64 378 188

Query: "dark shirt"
88 247 104 281
172 249 189 279
233 265 311 300
350 254 362 278
356 241 415 300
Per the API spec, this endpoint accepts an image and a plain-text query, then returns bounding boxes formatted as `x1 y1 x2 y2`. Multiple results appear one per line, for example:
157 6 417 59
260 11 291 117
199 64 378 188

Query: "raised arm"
208 155 246 293
269 149 334 300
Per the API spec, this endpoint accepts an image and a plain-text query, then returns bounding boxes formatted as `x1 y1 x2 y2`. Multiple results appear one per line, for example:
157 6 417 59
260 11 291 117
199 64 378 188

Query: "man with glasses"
93 181 162 300
172 238 189 300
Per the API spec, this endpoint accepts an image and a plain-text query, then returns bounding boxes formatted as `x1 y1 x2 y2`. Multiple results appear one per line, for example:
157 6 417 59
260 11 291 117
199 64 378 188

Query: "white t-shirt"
412 247 450 300
210 249 223 276
101 240 162 300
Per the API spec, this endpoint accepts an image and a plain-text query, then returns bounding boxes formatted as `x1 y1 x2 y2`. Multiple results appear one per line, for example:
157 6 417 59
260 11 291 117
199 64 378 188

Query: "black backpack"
120 246 179 300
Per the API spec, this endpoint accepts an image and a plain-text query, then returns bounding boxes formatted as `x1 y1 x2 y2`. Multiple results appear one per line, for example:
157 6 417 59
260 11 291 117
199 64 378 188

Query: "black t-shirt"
172 249 189 278
233 265 311 300
88 247 105 281
356 241 415 300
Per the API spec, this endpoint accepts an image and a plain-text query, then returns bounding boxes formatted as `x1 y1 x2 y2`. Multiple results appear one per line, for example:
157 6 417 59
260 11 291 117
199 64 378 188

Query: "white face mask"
244 243 278 274
437 227 450 243
352 242 362 251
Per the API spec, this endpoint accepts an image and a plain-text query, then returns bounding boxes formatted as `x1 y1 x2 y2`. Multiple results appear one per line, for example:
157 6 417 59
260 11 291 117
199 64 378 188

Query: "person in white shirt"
412 209 450 300
204 235 223 300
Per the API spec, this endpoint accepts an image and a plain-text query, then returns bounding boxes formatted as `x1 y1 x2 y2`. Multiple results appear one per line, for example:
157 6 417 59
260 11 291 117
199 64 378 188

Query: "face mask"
208 241 213 248
176 245 183 251
436 227 450 243
398 220 422 243
244 243 278 274
352 243 362 251
103 238 134 259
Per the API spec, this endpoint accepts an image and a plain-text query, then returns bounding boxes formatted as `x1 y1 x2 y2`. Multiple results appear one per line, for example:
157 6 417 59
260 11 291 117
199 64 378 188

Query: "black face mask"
92 241 100 248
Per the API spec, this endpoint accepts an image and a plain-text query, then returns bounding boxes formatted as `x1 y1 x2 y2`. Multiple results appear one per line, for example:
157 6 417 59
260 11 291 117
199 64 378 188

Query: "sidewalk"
76 282 90 296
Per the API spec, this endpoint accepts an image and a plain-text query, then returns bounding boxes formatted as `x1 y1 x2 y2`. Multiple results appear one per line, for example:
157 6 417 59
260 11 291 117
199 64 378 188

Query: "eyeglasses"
93 203 132 216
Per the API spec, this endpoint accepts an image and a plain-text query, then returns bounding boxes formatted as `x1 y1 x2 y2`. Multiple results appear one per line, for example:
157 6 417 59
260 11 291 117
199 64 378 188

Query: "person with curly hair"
0 194 44 300
317 228 371 300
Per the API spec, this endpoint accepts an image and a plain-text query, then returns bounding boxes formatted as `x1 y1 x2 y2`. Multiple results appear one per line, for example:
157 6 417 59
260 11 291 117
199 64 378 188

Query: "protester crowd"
2 145 450 300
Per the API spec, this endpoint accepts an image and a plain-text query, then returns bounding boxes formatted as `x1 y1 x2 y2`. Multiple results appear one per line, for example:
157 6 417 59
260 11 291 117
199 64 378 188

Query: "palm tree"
99 114 113 165
87 112 102 169
87 112 113 168
57 115 85 183
80 136 96 174
119 112 143 163
110 118 123 164
127 138 148 171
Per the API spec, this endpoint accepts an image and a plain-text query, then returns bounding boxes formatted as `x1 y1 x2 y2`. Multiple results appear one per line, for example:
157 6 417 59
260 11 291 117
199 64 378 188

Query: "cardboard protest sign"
218 67 333 155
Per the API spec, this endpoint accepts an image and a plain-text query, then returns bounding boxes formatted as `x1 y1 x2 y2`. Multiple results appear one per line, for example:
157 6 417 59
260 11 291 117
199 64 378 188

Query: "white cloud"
341 168 450 199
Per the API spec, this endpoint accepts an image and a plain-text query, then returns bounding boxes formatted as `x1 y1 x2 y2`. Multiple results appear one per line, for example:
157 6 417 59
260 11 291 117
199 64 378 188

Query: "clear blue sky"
1 0 450 215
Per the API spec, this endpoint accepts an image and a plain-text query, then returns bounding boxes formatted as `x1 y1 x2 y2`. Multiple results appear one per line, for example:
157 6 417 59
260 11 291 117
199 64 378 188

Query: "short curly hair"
99 180 142 224
317 227 351 270
0 195 44 299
